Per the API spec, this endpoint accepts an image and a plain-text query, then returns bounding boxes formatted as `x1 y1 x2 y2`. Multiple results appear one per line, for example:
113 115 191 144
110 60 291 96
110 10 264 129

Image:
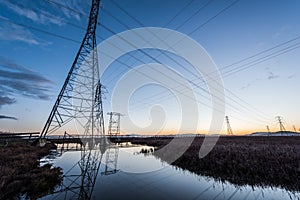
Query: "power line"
130 37 300 121
105 0 274 123
101 0 200 84
2 1 223 115
43 0 86 18
10 0 296 129
0 16 80 43
221 43 300 78
189 0 240 35
8 0 87 31
215 36 300 77
174 0 215 30
102 1 296 128
163 0 197 27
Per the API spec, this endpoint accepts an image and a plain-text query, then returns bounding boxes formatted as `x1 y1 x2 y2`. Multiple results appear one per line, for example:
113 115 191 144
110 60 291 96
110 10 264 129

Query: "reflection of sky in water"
117 147 167 173
41 145 300 200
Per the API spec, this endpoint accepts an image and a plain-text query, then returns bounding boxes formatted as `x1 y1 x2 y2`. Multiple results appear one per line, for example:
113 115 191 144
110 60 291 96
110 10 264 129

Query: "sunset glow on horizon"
0 0 299 135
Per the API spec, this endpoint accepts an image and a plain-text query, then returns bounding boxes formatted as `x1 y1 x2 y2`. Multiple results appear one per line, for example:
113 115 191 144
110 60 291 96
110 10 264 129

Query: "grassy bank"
0 142 62 199
125 136 300 191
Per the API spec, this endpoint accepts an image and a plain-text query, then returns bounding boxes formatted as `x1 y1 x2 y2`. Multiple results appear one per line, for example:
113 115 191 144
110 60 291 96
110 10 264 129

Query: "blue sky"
0 0 299 134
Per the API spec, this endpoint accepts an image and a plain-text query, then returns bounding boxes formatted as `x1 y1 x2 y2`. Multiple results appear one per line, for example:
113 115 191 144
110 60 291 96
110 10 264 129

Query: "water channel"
40 143 300 200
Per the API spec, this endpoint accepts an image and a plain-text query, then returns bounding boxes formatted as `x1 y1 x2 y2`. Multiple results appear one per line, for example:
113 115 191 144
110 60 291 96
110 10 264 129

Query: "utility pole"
293 125 297 132
226 116 233 135
275 116 286 132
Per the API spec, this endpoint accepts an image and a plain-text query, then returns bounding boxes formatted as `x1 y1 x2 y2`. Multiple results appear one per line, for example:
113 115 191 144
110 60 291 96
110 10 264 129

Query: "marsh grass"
0 142 62 199
127 136 300 191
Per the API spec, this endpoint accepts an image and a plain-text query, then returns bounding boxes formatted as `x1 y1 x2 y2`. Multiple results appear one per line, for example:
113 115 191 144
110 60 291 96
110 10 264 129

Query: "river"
40 143 300 200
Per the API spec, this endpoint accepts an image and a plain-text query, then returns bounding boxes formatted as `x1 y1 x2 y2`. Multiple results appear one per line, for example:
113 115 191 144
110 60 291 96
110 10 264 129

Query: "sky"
0 0 299 135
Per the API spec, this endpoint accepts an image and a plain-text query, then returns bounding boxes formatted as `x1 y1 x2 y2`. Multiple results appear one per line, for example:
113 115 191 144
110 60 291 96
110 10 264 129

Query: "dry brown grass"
127 136 300 191
0 142 62 199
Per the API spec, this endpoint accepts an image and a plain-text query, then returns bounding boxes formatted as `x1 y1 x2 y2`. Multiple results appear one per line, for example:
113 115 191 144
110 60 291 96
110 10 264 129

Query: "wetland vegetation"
119 136 300 192
0 142 62 199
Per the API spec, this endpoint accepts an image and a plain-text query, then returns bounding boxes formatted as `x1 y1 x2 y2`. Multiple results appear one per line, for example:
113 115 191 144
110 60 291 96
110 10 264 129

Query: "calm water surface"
40 143 300 200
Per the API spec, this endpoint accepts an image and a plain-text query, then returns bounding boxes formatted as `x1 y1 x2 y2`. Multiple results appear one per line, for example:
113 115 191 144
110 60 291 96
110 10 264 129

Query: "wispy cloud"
0 79 52 100
288 73 296 79
240 79 261 90
0 68 51 83
267 71 279 80
0 56 32 72
60 0 90 21
272 25 290 40
0 115 17 120
0 95 16 107
0 56 54 106
1 1 64 26
265 68 279 80
240 69 280 90
0 20 40 45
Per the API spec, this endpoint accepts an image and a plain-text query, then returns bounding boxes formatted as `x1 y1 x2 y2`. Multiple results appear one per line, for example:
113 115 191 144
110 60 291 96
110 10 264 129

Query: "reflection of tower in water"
48 139 103 199
47 138 119 199
77 140 103 199
100 112 122 175
102 143 119 176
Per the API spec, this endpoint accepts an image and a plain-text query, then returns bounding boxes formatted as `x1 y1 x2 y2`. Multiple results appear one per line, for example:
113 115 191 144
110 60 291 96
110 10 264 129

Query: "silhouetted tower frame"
107 112 122 136
40 0 104 138
276 116 286 132
41 1 105 199
266 125 270 136
225 116 233 135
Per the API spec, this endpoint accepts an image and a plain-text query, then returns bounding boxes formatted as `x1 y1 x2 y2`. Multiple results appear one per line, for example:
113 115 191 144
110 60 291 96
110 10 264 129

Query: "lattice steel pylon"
276 116 286 132
40 0 104 139
225 116 233 135
107 112 122 136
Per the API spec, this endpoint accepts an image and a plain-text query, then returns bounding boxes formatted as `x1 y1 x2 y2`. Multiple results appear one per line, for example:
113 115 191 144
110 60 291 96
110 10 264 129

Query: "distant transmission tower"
276 116 286 132
225 116 233 135
40 0 104 139
107 112 122 136
293 125 297 132
266 125 270 136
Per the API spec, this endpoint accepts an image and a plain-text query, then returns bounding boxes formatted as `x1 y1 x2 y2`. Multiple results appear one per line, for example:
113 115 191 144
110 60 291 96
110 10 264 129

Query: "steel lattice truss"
47 141 119 200
41 0 104 138
107 112 122 136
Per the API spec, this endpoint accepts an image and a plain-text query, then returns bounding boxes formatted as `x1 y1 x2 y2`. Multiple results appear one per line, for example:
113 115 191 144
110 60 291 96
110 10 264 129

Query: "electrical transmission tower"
266 125 270 136
40 0 104 139
225 116 233 135
293 125 297 132
107 112 122 136
40 1 107 199
101 112 122 175
276 116 286 132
